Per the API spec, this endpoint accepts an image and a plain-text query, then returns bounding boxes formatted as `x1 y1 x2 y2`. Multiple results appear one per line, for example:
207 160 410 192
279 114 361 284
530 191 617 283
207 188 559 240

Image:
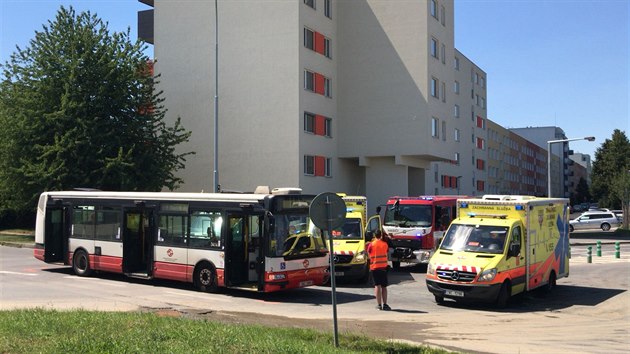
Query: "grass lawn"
0 309 449 354
0 229 34 244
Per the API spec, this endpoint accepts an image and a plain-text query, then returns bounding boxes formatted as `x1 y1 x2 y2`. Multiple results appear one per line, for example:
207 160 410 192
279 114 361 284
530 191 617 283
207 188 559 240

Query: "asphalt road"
1 243 629 354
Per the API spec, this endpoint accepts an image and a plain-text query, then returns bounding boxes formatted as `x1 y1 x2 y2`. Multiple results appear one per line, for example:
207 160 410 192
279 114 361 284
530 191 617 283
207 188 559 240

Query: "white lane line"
62 276 127 287
0 271 37 276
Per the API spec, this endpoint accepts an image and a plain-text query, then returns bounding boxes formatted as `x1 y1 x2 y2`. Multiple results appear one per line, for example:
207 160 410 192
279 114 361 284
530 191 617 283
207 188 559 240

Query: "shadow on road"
435 284 626 312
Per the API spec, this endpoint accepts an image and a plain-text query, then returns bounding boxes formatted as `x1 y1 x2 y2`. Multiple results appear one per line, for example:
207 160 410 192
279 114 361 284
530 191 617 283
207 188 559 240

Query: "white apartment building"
138 0 487 205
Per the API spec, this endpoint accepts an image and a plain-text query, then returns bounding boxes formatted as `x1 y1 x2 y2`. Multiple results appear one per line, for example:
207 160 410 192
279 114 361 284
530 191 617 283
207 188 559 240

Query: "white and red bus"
34 188 330 292
380 196 460 268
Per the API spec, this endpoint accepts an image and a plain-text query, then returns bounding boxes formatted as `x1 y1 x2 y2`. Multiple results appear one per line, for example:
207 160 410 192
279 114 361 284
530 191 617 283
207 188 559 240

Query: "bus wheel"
496 282 510 309
194 262 218 293
72 249 92 277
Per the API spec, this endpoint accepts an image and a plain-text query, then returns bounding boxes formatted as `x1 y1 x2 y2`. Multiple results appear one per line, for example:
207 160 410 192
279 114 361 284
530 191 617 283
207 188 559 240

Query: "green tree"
0 6 192 213
590 129 630 210
572 177 591 205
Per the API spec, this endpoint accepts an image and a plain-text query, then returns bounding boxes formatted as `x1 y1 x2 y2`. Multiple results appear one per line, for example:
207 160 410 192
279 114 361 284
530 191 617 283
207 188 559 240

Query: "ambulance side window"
510 226 522 256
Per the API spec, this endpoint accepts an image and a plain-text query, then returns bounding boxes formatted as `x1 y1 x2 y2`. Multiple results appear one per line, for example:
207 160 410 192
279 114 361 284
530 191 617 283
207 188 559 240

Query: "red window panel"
314 32 325 55
476 137 484 149
477 180 485 191
442 175 448 188
476 116 484 128
476 159 485 170
315 115 326 136
315 156 326 176
450 176 457 188
314 73 325 95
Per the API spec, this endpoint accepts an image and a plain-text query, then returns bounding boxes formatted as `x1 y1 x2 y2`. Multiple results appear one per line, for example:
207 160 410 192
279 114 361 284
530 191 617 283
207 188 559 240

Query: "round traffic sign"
309 192 346 230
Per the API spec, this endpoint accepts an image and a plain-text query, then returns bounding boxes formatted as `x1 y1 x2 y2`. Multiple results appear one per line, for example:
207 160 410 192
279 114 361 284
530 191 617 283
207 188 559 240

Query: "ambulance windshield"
439 224 508 255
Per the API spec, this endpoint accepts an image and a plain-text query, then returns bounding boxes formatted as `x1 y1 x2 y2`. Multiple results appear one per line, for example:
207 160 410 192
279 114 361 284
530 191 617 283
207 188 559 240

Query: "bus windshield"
439 224 508 255
384 204 432 227
269 214 327 258
331 218 362 240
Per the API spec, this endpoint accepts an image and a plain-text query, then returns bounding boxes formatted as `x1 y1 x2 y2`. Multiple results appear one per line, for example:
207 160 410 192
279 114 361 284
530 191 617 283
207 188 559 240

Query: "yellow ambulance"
426 195 570 307
329 195 373 282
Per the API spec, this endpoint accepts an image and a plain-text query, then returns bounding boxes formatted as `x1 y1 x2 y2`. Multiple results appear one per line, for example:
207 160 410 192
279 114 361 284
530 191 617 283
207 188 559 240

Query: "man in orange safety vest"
367 229 391 310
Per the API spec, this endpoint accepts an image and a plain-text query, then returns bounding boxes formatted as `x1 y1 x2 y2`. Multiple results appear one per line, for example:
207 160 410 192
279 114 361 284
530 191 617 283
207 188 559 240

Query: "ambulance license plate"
299 280 313 287
445 290 464 297
334 271 344 276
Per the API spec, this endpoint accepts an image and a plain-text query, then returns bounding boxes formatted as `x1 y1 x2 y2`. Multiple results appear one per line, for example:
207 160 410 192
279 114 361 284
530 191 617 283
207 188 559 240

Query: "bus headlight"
355 251 367 263
478 268 497 282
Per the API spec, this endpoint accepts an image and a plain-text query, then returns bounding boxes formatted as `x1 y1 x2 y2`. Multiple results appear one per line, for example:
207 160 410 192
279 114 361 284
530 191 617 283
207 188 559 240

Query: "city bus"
33 187 330 293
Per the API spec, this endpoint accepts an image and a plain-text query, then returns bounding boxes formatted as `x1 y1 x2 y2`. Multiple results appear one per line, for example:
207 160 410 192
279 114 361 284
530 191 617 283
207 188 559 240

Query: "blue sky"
1 0 628 159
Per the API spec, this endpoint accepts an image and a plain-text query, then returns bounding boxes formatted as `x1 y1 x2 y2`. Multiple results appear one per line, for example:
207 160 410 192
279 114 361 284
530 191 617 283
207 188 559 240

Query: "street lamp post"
547 136 595 198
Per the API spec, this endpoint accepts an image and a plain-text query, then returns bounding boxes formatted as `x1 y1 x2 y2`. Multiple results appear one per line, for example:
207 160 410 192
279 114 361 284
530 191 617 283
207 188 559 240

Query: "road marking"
62 276 127 287
0 271 37 276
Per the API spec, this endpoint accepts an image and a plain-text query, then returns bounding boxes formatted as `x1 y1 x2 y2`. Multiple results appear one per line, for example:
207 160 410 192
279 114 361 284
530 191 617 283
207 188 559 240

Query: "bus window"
158 214 188 246
95 207 121 241
190 211 222 248
73 206 95 239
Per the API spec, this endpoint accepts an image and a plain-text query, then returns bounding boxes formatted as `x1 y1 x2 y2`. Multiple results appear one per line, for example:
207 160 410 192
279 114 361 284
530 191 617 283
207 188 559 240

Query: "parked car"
611 210 623 220
569 211 621 232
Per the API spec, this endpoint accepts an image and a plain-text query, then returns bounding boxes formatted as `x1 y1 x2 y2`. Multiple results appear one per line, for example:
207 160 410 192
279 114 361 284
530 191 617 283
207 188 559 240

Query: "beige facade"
139 0 583 205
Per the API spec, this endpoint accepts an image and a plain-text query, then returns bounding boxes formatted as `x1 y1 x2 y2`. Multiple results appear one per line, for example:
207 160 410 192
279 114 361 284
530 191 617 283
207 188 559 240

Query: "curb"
0 242 34 249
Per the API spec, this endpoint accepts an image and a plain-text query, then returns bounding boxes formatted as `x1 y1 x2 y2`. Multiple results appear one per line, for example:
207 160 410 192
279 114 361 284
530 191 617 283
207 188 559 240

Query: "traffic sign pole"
326 195 339 348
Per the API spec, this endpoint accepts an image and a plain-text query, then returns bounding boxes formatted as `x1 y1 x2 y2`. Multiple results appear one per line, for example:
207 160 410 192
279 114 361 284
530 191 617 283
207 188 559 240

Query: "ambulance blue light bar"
460 202 469 208
515 205 524 211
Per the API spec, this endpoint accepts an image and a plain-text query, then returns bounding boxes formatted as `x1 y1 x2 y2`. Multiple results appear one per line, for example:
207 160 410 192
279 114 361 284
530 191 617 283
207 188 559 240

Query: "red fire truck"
380 196 459 269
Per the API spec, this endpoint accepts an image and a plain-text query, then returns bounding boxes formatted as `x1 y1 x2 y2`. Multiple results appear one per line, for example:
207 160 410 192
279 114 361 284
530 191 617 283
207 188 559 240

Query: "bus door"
225 213 262 288
122 207 155 274
44 206 68 263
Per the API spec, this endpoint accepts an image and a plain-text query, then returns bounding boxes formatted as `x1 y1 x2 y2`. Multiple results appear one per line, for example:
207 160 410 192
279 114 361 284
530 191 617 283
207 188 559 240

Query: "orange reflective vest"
368 239 389 270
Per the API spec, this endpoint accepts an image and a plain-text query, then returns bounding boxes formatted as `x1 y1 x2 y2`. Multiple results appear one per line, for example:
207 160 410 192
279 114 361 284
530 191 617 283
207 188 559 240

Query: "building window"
454 56 460 70
304 28 314 50
441 44 445 64
324 38 331 58
431 38 438 59
431 117 439 138
454 104 460 118
431 77 439 98
324 0 332 18
305 155 331 177
430 0 438 19
441 82 446 102
304 112 332 137
476 116 485 129
454 128 460 142
454 80 460 94
304 0 315 10
441 121 446 141
476 158 485 170
324 77 331 97
477 180 485 192
454 152 460 165
477 137 485 150
304 155 314 175
304 70 314 91
481 97 486 109
441 5 446 25
480 77 486 88
304 112 315 133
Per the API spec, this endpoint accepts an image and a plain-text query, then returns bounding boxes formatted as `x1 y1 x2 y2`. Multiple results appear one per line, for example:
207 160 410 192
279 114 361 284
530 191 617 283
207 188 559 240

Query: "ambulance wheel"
601 223 611 231
545 272 557 294
72 249 93 277
194 262 218 293
434 295 445 304
392 261 401 270
496 282 510 308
